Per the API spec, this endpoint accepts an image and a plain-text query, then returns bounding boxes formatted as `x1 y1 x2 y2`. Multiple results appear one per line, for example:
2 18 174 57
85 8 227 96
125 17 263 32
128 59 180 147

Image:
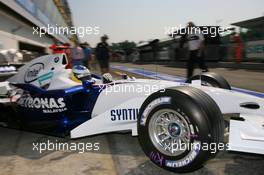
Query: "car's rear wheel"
137 86 224 173
186 72 231 90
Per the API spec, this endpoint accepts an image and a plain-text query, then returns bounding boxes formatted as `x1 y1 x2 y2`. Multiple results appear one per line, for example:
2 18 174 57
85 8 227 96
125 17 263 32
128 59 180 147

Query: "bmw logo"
54 57 60 63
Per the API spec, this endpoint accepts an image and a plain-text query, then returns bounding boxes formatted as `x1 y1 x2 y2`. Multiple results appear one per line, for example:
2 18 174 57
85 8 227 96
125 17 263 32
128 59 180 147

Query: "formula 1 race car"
0 53 263 173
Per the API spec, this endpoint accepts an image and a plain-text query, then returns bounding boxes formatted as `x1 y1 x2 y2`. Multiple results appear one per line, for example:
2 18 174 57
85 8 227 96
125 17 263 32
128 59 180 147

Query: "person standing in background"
71 43 84 66
80 42 92 68
233 32 243 63
186 22 208 79
90 53 97 71
96 35 110 74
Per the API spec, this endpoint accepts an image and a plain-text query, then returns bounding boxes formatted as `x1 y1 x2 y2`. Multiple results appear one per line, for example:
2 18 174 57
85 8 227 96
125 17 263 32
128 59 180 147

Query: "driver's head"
70 65 91 83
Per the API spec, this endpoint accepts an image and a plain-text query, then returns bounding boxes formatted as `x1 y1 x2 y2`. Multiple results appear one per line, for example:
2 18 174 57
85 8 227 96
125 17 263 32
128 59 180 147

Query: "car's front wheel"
137 86 224 173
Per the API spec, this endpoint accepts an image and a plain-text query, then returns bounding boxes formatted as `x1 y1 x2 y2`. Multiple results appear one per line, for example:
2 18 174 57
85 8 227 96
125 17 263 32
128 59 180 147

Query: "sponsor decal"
140 97 171 126
165 141 201 168
149 151 164 167
110 108 139 121
17 95 67 113
38 72 54 86
24 63 44 83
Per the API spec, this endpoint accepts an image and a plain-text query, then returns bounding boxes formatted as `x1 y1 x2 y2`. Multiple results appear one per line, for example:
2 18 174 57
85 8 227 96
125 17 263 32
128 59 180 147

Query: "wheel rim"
148 108 191 156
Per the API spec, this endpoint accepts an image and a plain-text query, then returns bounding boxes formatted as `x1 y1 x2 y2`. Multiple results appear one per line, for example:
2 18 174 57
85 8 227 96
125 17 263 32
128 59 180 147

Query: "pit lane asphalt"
0 62 263 175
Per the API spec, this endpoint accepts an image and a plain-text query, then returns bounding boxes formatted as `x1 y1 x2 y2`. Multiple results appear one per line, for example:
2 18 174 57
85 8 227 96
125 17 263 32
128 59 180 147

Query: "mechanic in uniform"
186 22 208 79
71 43 85 66
80 42 92 68
95 35 110 75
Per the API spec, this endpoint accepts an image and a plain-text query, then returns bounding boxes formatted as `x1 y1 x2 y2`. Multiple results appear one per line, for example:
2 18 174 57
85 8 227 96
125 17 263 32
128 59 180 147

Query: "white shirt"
187 29 204 51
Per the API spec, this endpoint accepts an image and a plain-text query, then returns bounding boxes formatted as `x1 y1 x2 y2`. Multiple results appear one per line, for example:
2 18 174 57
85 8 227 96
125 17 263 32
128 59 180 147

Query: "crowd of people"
49 35 111 75
49 22 211 79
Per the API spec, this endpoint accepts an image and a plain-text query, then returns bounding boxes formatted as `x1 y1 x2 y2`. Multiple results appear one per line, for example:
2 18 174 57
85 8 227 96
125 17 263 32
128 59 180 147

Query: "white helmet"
71 65 91 83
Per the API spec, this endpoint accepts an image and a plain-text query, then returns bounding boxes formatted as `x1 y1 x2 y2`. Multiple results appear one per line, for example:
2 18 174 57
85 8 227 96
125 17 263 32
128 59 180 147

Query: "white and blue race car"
0 53 263 173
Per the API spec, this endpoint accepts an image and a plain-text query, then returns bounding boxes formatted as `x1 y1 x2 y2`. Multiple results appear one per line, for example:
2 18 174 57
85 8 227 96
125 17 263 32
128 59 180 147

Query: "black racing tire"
185 72 231 90
137 86 224 173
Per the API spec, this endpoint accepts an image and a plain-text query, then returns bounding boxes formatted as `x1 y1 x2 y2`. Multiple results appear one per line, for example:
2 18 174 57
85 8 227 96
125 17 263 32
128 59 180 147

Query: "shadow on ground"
0 127 264 175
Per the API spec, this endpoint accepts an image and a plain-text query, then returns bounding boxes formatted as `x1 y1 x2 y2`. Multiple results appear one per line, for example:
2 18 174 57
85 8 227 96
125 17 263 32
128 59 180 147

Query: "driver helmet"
70 65 91 83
